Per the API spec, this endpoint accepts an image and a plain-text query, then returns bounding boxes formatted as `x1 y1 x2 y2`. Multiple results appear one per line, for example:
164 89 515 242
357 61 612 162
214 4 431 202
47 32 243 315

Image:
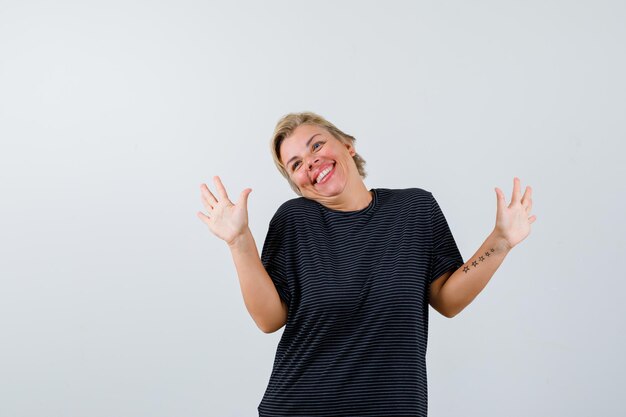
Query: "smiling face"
279 123 362 203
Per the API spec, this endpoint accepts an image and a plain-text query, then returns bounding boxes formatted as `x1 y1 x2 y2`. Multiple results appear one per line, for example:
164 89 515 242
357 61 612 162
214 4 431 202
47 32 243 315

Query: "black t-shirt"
258 187 464 417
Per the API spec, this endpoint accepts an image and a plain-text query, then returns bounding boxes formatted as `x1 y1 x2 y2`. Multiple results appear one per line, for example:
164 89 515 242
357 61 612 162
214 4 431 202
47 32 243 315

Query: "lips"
312 162 335 184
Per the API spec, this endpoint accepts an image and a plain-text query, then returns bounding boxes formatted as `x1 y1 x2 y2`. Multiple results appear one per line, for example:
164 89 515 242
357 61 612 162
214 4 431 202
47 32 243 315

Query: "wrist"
227 228 253 251
490 230 513 252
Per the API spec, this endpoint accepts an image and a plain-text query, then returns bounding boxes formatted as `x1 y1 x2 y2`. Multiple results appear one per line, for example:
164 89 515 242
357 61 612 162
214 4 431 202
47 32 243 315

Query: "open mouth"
314 163 335 185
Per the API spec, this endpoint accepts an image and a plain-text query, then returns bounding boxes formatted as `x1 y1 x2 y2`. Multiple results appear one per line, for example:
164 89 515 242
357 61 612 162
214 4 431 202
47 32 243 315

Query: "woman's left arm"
434 177 536 318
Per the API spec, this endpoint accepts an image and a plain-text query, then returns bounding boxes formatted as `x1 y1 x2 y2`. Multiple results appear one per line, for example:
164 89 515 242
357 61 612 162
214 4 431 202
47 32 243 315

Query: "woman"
197 112 536 417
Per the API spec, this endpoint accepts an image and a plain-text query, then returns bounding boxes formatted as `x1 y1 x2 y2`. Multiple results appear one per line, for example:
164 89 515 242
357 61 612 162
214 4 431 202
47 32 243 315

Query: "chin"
310 184 347 197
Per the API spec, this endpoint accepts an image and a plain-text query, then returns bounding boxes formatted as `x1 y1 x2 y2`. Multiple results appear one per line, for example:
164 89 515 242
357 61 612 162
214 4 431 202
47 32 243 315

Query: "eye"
291 142 324 171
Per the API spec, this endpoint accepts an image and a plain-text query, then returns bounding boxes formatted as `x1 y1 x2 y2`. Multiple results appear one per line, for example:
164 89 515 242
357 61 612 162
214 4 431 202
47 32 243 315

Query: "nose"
305 156 320 171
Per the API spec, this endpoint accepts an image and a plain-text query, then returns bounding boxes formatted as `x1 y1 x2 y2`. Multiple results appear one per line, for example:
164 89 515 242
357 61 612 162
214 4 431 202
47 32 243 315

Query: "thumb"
495 187 505 211
237 188 252 208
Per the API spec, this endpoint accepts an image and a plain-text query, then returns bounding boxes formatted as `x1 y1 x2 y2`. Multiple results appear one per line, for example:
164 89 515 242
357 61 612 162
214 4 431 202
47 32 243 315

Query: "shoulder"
366 188 435 222
268 196 316 229
274 196 313 217
376 187 434 205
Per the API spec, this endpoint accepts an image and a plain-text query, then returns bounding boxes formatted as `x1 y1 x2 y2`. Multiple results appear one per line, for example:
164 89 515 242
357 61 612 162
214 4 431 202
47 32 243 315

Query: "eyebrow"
285 133 321 168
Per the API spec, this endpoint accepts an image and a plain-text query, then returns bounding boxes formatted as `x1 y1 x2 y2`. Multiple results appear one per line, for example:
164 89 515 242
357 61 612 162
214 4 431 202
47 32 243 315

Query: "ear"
344 142 356 156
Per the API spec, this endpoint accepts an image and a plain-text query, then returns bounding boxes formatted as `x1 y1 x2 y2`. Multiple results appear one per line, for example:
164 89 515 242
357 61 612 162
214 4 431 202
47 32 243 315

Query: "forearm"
228 228 285 333
439 230 512 318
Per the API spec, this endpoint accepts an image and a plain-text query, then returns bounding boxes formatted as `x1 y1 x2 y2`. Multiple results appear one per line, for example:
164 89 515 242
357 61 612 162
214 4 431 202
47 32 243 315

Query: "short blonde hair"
270 111 367 196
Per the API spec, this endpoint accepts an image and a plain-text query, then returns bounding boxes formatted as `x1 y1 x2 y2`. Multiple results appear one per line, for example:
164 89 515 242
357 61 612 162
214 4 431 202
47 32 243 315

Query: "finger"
495 187 506 211
200 193 214 213
521 185 532 211
521 185 531 203
200 183 218 207
510 177 521 206
214 176 232 202
196 211 211 225
237 188 252 209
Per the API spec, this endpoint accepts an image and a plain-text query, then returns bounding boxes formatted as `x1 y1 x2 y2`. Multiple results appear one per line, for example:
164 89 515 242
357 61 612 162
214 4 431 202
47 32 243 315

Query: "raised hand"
493 177 537 250
197 176 253 246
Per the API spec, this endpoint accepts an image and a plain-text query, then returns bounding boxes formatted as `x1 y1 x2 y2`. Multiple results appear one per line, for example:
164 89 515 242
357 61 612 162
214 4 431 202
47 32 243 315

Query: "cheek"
301 172 312 184
292 171 307 184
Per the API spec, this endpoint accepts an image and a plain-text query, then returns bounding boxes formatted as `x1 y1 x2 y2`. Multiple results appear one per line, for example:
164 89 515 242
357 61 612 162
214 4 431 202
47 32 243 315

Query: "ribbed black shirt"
258 187 464 417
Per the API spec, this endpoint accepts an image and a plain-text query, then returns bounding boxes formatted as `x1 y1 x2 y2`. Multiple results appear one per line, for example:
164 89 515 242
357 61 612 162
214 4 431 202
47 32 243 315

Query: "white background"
1 1 624 416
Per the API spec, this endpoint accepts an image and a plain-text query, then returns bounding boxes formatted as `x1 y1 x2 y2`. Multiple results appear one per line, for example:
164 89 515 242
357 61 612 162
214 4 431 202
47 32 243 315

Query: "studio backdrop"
0 1 624 416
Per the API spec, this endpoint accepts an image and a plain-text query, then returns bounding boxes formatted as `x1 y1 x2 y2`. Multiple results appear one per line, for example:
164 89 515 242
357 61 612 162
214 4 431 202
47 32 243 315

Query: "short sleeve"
429 193 464 284
260 216 292 308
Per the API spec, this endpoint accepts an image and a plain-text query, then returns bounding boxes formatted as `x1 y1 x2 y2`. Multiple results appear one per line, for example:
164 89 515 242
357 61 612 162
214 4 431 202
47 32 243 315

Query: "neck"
318 181 372 212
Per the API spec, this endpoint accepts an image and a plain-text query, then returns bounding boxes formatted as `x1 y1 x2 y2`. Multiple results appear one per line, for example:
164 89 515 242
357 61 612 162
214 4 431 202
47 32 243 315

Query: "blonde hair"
270 111 367 196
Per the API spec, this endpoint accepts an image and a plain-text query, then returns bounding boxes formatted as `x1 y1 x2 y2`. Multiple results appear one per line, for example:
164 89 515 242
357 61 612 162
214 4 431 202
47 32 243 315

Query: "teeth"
315 165 333 184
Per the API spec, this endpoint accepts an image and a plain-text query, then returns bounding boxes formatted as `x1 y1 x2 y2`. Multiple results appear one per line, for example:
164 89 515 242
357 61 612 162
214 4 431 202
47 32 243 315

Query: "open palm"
197 176 252 246
494 177 537 249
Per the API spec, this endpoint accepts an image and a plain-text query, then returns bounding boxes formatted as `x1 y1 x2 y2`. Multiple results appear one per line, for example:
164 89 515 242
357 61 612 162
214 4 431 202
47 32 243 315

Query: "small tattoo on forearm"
463 248 496 273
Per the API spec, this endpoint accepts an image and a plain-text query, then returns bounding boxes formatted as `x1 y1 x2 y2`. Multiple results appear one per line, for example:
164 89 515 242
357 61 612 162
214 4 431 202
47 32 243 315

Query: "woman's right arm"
197 177 287 333
227 228 288 333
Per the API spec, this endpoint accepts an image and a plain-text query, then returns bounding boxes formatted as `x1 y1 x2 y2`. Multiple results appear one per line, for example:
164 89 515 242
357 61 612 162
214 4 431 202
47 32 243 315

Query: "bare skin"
197 176 252 247
429 177 537 317
197 176 286 333
198 133 537 325
278 124 372 212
